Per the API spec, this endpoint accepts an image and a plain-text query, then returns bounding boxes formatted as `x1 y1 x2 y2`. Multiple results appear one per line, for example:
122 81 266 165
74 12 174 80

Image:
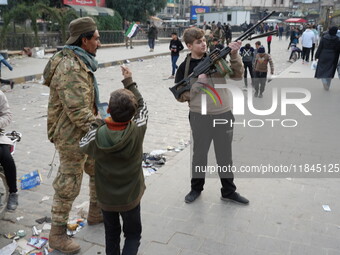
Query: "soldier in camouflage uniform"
43 17 102 254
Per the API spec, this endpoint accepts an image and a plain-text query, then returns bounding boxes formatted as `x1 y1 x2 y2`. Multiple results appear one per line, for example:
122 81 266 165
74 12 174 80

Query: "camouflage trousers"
51 143 97 226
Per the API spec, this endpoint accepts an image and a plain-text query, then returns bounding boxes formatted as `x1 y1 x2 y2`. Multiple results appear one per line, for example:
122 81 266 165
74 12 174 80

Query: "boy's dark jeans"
102 204 141 255
189 111 236 197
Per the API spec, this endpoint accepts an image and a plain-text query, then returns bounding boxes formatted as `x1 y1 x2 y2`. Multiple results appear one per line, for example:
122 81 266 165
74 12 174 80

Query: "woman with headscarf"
314 26 340 90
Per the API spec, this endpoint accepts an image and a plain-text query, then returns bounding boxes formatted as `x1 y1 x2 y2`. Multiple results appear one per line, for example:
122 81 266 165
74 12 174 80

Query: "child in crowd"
289 43 302 62
80 66 148 255
253 46 274 98
240 43 254 88
169 32 184 78
174 27 249 205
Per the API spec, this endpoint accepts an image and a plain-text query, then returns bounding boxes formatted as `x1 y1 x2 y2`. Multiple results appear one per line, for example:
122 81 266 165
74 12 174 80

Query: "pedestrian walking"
311 25 319 61
253 41 262 69
288 26 299 50
301 25 315 64
224 23 232 45
267 31 272 54
42 17 102 254
125 21 140 49
80 66 148 255
278 24 284 40
169 32 184 79
314 26 340 91
253 46 274 98
240 43 254 88
174 27 249 205
147 23 158 52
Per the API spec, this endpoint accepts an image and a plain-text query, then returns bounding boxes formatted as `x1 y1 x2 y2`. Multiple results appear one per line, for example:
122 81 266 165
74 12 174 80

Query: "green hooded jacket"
79 77 148 212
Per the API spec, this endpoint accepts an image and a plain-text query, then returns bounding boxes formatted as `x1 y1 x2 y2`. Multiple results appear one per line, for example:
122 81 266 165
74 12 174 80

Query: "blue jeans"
148 38 155 49
171 55 179 75
102 204 141 255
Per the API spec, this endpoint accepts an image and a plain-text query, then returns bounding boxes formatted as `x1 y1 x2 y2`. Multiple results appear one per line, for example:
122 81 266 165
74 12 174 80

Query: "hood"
323 33 339 41
95 121 137 159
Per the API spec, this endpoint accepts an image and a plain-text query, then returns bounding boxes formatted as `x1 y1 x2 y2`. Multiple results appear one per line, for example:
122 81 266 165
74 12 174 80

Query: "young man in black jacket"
169 32 184 78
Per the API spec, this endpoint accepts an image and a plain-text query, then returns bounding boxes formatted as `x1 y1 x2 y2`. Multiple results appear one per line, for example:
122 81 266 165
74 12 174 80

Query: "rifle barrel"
248 30 278 40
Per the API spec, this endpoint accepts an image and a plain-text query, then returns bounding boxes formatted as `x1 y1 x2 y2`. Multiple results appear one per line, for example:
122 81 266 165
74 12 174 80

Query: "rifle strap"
184 53 191 78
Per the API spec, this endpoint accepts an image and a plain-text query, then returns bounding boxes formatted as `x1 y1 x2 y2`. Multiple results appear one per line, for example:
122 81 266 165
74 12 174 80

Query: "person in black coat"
314 26 340 91
168 32 184 78
147 24 158 52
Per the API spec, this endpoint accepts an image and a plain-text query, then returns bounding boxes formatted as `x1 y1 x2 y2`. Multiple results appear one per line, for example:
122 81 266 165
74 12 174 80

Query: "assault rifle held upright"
169 11 276 100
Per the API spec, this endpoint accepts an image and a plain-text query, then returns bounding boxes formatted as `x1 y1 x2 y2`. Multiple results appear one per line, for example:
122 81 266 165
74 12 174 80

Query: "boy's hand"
198 74 208 84
121 65 132 79
229 40 242 55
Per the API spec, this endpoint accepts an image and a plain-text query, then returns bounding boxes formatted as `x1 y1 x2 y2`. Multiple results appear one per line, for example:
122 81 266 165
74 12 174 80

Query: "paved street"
1 36 340 255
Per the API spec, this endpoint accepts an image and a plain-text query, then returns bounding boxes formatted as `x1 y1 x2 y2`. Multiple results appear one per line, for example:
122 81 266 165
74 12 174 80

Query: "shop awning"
284 18 307 23
67 5 114 16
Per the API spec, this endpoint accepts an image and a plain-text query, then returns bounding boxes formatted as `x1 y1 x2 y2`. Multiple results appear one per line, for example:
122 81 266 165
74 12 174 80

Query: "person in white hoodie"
301 25 315 64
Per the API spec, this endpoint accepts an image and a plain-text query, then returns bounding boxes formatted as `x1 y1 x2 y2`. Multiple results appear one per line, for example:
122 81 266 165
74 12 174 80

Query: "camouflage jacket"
43 48 96 145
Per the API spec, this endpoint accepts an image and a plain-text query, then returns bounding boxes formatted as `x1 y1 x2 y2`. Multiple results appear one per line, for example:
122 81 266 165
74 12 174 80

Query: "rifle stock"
170 11 276 100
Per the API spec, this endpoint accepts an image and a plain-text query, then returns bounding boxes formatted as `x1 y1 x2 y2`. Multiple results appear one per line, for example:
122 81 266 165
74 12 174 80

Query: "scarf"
64 45 100 107
105 117 130 131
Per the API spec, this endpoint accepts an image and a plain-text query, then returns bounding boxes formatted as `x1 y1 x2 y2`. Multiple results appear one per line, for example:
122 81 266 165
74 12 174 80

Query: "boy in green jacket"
80 66 147 255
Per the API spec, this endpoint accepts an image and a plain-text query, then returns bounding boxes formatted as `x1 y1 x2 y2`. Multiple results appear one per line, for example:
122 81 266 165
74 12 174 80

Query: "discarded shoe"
221 192 249 205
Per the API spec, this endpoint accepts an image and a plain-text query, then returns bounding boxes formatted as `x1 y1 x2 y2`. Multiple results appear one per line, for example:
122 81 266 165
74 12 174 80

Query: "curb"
11 49 189 85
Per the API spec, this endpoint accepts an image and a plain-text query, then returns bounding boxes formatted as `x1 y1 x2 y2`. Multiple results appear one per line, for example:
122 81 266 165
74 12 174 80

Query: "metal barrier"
1 27 189 50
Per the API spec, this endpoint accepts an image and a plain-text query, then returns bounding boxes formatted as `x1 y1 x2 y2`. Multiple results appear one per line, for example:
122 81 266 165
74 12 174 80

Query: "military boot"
49 225 80 254
87 202 103 225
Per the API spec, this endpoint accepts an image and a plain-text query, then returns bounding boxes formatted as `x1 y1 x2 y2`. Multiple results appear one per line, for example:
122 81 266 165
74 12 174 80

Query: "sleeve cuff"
229 53 242 62
122 77 134 88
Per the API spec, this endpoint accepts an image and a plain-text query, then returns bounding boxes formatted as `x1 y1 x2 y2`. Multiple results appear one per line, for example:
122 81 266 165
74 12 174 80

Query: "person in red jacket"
267 31 272 54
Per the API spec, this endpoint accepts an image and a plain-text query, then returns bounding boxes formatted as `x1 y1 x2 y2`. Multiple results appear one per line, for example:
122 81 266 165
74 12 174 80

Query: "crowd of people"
1 14 340 255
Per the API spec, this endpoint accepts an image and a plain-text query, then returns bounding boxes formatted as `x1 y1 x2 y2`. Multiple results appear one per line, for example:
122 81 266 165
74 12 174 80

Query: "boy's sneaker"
221 192 249 205
7 193 18 211
259 93 263 98
168 75 175 79
254 93 258 97
185 190 201 203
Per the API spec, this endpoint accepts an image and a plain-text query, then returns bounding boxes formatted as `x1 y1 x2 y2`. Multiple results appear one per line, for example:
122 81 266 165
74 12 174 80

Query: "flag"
125 22 139 38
